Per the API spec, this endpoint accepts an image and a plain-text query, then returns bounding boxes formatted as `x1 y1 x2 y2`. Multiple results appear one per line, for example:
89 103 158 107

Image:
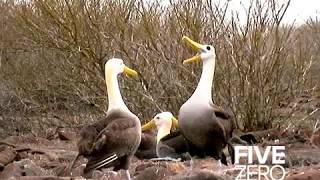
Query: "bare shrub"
0 0 318 132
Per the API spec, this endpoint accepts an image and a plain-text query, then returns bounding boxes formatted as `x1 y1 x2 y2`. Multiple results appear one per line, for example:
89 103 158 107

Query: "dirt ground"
0 95 319 180
0 125 320 180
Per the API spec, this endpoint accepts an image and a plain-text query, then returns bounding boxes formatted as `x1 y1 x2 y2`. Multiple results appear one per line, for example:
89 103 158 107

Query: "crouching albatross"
178 36 235 165
76 58 141 179
134 127 157 159
139 112 189 161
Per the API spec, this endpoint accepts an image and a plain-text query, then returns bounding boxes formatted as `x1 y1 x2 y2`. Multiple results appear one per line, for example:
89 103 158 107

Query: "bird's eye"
206 46 211 51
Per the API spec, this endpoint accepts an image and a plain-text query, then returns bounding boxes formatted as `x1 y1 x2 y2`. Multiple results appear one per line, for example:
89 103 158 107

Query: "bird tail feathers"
84 153 118 173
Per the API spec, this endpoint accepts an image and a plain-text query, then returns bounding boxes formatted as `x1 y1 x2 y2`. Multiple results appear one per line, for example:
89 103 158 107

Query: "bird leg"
64 154 80 176
125 170 131 180
150 157 181 162
218 159 222 168
185 152 194 169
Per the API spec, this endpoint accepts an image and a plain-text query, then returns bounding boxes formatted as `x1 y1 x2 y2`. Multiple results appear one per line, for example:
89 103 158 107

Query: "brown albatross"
76 58 141 179
178 36 235 165
134 128 157 159
139 112 190 161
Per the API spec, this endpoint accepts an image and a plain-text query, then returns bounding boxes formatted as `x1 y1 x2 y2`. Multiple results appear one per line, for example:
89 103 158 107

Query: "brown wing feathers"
135 130 157 159
211 104 236 164
77 110 139 176
77 116 111 156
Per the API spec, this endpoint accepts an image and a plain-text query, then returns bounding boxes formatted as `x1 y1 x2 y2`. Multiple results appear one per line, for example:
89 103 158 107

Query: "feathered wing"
160 130 181 141
210 103 236 139
210 103 236 164
138 130 157 149
158 130 190 160
77 117 110 156
135 130 157 159
84 116 140 173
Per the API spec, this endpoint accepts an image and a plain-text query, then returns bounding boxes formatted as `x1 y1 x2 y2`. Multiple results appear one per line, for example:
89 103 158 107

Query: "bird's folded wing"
210 103 232 120
84 117 139 171
92 117 139 154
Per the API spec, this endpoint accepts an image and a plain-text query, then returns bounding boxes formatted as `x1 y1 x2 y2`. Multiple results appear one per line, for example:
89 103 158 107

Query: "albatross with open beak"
178 36 235 165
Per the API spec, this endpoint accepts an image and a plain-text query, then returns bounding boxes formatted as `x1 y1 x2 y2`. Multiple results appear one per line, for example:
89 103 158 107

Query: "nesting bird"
134 128 157 159
76 58 141 179
138 112 189 161
178 36 235 165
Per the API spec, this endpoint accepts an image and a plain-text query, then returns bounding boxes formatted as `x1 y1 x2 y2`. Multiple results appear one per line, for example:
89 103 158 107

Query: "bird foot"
150 157 181 162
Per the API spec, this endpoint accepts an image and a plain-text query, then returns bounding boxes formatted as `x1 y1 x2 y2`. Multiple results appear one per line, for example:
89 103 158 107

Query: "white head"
199 44 216 62
141 111 179 143
182 36 216 64
153 112 175 129
104 58 138 77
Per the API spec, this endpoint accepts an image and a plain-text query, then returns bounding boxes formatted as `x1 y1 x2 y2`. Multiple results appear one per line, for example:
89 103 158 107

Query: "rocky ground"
0 95 319 179
0 125 320 180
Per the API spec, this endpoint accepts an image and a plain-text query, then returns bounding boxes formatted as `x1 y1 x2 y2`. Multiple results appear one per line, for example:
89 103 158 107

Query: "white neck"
105 70 130 112
190 58 215 102
156 125 171 144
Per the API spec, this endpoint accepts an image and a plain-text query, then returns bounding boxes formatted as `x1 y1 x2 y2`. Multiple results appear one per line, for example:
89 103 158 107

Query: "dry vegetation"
0 0 319 135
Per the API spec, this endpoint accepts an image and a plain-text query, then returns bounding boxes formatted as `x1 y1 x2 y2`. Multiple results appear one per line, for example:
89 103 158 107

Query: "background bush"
0 0 319 134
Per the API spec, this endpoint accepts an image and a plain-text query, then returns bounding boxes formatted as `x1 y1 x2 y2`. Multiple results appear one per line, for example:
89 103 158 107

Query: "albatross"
178 36 235 165
76 58 141 179
139 112 189 161
134 128 157 159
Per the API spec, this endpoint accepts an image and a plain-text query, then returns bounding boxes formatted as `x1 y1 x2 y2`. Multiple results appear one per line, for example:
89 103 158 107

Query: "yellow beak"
171 117 179 129
183 55 201 65
182 36 204 64
123 66 138 77
182 36 203 50
141 119 156 131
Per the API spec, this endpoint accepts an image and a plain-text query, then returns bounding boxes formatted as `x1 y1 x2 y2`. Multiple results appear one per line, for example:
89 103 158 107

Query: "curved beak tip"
124 66 138 77
181 36 203 65
182 36 202 48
